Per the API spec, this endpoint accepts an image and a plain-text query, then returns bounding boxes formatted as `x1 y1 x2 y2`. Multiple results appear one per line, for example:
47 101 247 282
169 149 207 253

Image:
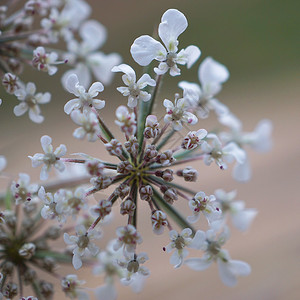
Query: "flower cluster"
0 0 120 122
0 5 272 300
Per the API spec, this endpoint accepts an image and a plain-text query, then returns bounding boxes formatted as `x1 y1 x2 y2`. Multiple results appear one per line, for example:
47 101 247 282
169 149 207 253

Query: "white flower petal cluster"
118 252 150 292
62 20 121 88
41 0 91 42
29 135 66 180
14 82 51 123
212 189 257 232
185 228 251 286
64 74 105 114
61 274 89 300
38 186 67 223
112 64 156 108
179 57 230 118
165 228 205 268
113 225 142 253
64 225 101 270
71 110 101 142
163 96 198 130
11 173 39 205
187 191 221 224
201 133 246 170
115 105 137 136
219 114 273 181
130 9 200 76
32 46 59 76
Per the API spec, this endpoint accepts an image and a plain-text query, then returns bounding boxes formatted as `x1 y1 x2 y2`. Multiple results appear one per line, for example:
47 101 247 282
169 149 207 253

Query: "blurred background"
0 0 299 299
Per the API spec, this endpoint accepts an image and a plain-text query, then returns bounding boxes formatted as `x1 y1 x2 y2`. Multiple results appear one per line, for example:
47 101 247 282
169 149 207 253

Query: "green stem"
156 128 175 151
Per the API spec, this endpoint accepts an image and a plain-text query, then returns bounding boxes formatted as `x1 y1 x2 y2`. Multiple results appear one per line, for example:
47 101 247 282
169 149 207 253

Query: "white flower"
14 82 51 123
64 74 105 114
185 228 251 286
219 114 273 181
163 96 198 130
55 187 87 218
112 64 156 108
164 228 205 268
41 0 91 42
181 129 207 150
118 252 150 293
113 225 142 253
62 20 121 88
179 57 230 118
115 106 136 136
32 46 59 75
11 173 39 205
151 210 168 235
64 225 101 270
61 274 89 300
0 156 7 173
201 133 246 170
38 187 67 223
144 115 160 139
70 110 100 142
212 189 257 232
187 191 221 224
130 9 200 76
2 73 19 94
29 135 67 180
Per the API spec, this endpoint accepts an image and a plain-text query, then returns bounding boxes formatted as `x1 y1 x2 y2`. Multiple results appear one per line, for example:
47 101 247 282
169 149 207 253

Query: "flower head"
130 9 200 76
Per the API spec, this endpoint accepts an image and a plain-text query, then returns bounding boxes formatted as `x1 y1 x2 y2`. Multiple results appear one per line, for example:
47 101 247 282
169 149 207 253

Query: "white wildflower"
112 64 156 108
131 9 200 76
29 135 67 180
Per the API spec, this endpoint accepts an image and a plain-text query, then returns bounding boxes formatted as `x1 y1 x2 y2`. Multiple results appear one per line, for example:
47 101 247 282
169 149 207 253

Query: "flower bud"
156 150 175 166
124 136 139 156
105 139 122 156
91 175 112 190
177 167 198 182
117 161 133 174
115 183 130 199
19 243 36 259
162 187 178 204
144 145 158 162
139 185 153 201
120 198 136 216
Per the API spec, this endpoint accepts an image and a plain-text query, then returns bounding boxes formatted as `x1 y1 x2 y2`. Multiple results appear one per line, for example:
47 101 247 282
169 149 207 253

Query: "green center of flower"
77 235 89 249
174 236 185 250
127 260 139 273
43 153 57 165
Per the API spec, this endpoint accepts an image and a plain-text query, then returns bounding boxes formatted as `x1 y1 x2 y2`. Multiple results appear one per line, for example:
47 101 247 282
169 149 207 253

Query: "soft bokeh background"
0 0 299 299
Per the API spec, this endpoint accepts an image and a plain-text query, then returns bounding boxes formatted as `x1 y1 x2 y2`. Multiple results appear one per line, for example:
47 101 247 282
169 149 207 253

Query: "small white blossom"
62 20 121 88
164 228 206 268
212 189 257 232
2 73 19 94
179 57 230 118
14 82 51 123
187 191 221 224
163 96 198 130
151 210 168 235
131 9 200 76
112 64 156 108
113 225 142 253
201 133 246 170
29 135 67 180
64 74 105 114
64 225 101 270
11 173 39 205
118 252 150 293
18 243 36 259
115 106 136 136
70 110 100 142
38 187 67 223
144 115 160 139
181 129 207 150
32 46 59 75
61 274 89 300
185 228 251 286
